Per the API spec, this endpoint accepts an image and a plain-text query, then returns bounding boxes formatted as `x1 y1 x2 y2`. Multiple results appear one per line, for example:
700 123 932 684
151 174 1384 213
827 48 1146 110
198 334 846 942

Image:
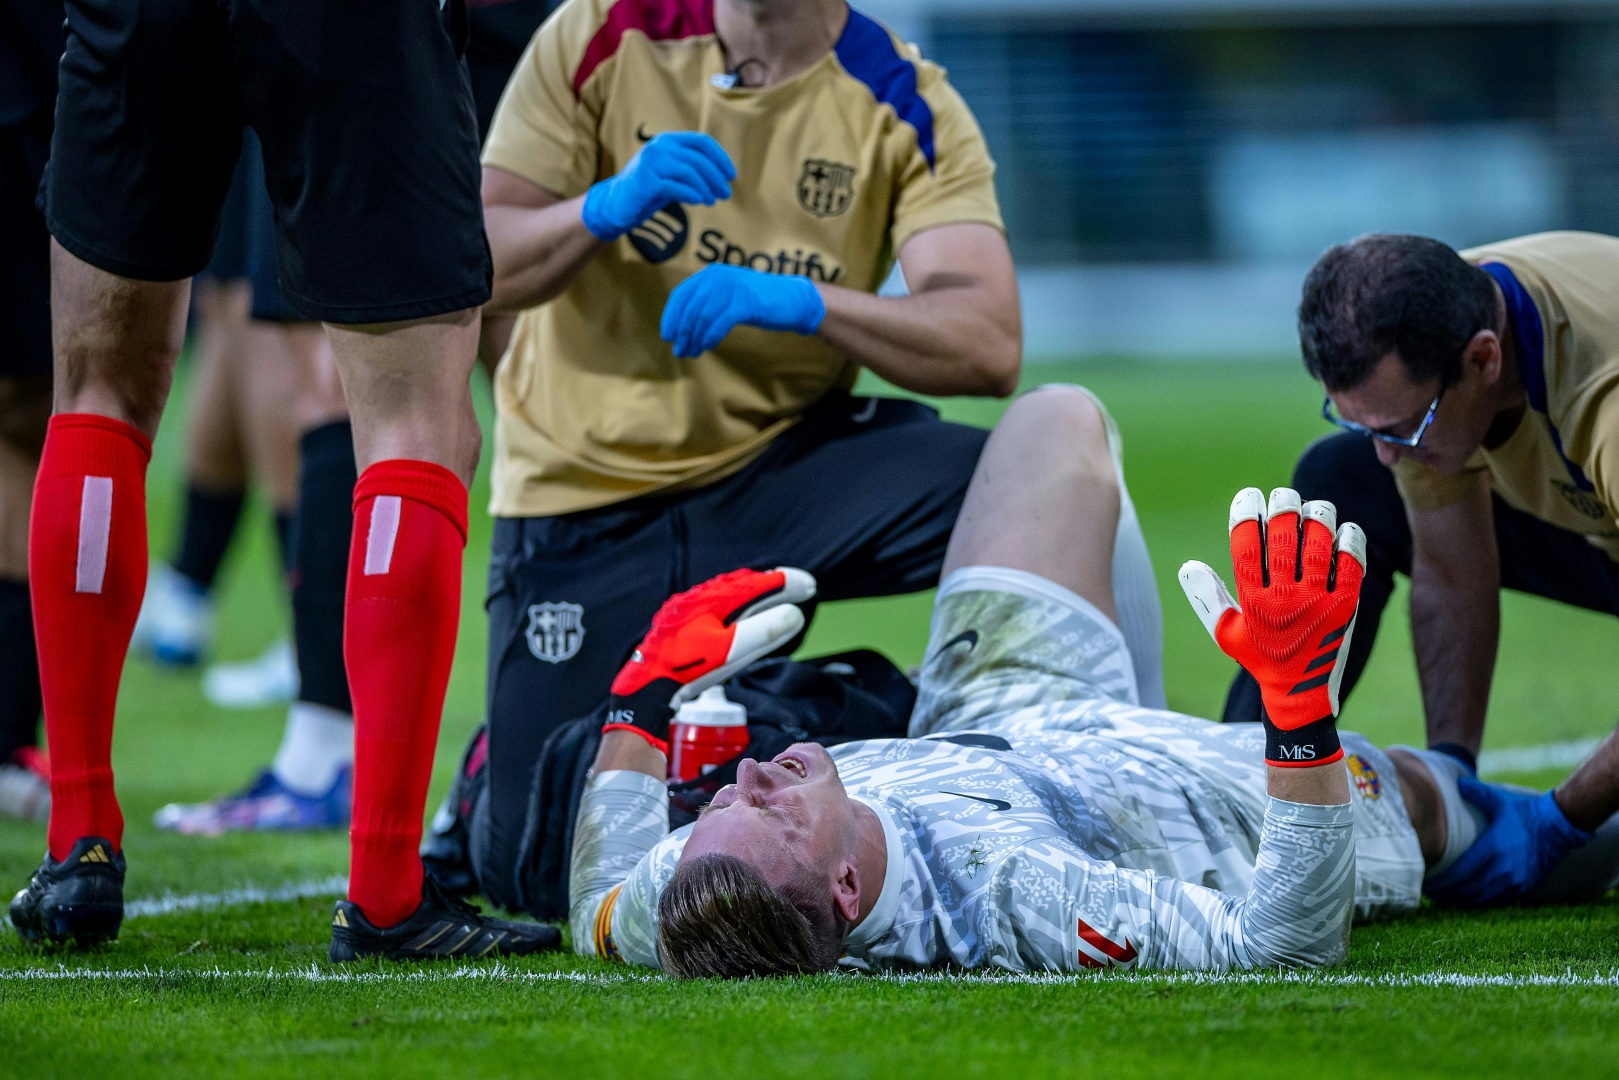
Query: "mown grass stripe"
4 966 1619 989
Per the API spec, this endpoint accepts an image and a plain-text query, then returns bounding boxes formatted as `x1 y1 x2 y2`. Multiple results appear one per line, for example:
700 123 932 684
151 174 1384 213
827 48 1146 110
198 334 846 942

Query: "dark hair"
1298 234 1501 391
656 854 846 979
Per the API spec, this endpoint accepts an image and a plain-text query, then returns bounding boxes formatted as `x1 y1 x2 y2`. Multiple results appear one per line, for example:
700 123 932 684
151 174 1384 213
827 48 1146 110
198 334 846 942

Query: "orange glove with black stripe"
604 567 816 753
1178 487 1367 767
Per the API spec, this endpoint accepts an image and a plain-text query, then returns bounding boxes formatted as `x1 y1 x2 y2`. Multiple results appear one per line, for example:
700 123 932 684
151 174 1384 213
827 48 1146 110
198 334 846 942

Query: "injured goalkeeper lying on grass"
570 385 1619 978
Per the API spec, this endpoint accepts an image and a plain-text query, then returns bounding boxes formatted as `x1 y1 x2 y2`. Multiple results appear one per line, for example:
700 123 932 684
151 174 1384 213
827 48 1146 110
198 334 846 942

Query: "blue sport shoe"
131 563 214 668
152 766 351 836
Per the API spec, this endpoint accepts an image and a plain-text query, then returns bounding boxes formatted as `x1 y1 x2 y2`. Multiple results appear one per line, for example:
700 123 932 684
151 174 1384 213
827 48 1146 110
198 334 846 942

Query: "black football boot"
10 836 126 945
420 724 487 899
329 876 561 962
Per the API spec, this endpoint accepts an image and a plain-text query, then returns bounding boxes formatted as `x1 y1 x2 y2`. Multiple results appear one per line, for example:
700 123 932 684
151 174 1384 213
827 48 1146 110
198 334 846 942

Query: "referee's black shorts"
43 0 491 325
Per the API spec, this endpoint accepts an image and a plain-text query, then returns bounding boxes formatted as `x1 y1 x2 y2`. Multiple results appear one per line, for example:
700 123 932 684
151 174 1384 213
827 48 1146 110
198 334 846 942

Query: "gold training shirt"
1392 232 1619 560
482 0 1003 518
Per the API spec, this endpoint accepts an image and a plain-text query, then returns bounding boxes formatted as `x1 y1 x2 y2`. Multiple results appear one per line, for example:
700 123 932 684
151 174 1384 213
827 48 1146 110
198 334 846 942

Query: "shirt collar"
843 795 903 953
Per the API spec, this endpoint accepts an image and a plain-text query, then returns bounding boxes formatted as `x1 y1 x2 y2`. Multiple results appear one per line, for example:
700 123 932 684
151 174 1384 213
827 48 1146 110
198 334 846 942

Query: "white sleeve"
986 798 1356 972
568 770 669 965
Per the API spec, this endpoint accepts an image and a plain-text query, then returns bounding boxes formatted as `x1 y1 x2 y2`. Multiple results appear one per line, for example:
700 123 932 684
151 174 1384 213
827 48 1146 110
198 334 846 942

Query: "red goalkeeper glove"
604 567 816 752
1179 487 1366 767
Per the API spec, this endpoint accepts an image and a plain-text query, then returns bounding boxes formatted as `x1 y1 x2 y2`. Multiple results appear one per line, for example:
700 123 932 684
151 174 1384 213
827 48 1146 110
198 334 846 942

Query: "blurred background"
867 0 1619 358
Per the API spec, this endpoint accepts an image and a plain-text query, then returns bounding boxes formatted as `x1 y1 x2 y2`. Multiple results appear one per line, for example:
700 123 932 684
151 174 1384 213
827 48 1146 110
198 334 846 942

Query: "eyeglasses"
1321 386 1445 449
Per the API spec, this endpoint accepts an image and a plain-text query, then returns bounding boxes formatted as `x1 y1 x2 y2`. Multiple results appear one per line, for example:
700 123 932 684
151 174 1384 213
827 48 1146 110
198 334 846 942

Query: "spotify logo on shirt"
628 203 689 264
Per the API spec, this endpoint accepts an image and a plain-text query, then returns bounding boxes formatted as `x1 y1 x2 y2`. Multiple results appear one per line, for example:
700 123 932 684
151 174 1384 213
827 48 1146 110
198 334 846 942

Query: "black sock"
0 580 41 762
292 421 356 714
172 484 247 590
273 509 295 579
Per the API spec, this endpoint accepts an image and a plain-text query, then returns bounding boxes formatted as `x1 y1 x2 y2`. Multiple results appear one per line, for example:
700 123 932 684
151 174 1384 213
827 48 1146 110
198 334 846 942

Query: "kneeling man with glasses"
1223 230 1619 906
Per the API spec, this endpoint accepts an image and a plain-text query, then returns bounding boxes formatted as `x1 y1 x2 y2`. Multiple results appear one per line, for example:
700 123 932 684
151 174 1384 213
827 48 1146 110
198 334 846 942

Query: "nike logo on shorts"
940 790 1012 812
933 629 978 660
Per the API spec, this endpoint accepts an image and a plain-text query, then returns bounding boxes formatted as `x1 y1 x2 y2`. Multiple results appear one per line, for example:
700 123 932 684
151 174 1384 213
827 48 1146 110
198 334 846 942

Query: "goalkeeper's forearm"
1150 796 1356 970
1209 795 1357 969
1005 793 1355 971
568 738 669 958
1214 765 1357 968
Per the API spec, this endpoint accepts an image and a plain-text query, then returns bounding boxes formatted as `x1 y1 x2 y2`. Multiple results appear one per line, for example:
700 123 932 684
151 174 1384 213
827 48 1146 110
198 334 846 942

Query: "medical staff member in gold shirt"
434 0 1029 911
1223 230 1619 906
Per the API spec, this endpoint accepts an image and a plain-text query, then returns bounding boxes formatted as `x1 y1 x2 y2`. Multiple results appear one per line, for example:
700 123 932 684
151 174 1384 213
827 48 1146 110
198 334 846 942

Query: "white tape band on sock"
75 476 113 594
363 495 401 576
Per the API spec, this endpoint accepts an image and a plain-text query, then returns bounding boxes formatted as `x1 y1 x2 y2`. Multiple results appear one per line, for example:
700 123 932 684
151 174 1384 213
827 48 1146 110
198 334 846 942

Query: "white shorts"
911 568 1425 922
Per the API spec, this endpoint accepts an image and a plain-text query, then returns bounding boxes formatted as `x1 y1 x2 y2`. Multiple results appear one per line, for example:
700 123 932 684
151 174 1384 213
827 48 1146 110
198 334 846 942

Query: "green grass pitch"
2 359 1617 1077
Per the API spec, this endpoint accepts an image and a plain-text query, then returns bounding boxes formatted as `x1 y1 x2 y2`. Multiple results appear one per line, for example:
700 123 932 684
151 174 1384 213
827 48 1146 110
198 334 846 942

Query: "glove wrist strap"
1263 712 1343 768
601 723 669 757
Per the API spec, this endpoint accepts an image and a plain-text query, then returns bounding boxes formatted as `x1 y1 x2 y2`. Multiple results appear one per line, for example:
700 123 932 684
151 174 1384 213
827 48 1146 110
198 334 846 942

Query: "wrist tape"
1263 711 1343 768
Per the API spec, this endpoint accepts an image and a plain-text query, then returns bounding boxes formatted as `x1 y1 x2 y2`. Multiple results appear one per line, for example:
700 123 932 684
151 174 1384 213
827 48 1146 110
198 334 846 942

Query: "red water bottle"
668 686 750 783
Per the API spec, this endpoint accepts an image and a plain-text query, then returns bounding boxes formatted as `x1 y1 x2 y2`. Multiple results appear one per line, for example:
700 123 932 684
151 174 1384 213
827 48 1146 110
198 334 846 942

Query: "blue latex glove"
581 132 735 242
1425 776 1591 905
660 264 827 358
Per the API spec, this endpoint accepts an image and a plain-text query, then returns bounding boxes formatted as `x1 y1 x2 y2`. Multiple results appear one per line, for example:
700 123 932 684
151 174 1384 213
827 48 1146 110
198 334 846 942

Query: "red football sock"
344 459 468 928
31 414 152 860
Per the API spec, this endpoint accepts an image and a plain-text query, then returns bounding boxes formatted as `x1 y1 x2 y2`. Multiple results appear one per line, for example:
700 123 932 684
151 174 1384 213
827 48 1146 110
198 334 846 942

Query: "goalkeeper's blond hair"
656 854 845 979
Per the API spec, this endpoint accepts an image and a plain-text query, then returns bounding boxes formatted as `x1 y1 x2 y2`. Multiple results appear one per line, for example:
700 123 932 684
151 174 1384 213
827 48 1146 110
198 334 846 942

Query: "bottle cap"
672 685 748 728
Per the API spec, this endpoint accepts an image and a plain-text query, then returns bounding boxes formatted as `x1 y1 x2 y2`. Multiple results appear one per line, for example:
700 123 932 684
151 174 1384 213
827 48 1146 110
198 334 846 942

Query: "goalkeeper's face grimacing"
679 742 867 927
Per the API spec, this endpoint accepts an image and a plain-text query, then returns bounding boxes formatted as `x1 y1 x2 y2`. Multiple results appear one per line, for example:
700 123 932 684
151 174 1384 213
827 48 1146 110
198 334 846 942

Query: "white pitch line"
878 969 1619 989
1479 738 1604 777
3 965 1619 989
0 965 649 986
124 876 348 920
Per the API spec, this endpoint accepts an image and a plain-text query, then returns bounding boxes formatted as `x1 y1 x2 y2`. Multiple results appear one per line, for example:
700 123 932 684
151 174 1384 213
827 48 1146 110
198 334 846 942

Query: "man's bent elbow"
979 335 1023 398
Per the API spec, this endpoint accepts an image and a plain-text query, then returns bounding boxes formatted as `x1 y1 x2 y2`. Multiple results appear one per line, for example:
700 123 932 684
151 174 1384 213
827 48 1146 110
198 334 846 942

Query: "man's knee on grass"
657 853 846 978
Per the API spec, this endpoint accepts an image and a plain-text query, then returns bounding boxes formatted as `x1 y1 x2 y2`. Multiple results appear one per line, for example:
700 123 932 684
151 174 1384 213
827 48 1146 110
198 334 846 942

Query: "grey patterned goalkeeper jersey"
571 567 1423 974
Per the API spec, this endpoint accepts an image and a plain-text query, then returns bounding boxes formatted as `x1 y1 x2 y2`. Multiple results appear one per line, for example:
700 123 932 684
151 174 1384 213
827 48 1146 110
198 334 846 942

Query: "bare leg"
35 244 187 859
326 310 480 482
235 320 305 513
325 307 480 927
942 384 1121 622
52 245 189 435
288 326 349 431
477 313 516 380
277 324 354 793
183 279 250 492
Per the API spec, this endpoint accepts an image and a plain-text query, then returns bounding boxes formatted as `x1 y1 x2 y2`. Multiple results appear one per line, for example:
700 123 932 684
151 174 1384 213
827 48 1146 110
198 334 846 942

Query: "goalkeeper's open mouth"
771 750 811 779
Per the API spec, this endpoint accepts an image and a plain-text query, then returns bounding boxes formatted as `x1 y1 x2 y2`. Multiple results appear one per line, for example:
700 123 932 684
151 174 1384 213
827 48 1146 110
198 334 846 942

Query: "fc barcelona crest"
526 601 585 663
797 159 856 217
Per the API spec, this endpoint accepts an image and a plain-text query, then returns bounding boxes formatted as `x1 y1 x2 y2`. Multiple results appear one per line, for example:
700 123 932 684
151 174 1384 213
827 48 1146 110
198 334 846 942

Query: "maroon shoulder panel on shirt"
572 0 716 97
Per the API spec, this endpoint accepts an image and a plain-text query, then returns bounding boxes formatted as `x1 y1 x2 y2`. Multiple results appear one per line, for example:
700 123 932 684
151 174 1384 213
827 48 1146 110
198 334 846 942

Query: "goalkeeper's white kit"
571 567 1424 974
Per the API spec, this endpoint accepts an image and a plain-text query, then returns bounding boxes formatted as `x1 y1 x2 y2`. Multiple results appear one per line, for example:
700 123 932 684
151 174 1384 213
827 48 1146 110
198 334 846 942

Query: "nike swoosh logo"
636 123 654 143
940 790 1012 812
933 629 978 659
